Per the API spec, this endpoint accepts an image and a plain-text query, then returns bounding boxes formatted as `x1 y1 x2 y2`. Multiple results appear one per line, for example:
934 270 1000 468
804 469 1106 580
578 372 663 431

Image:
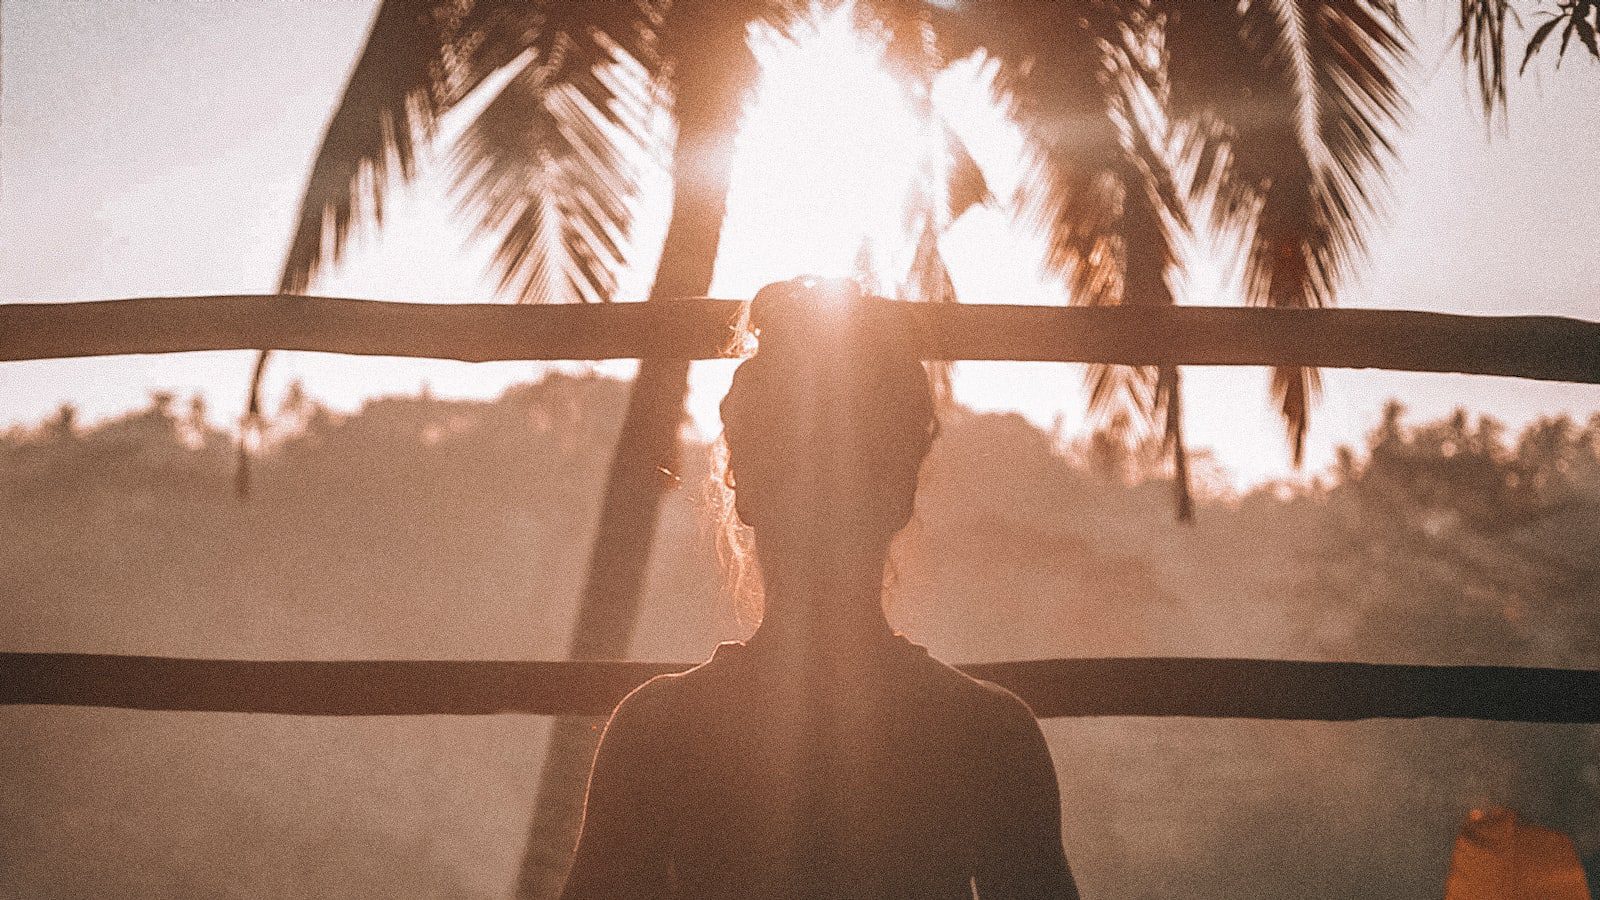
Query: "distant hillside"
3 375 1595 898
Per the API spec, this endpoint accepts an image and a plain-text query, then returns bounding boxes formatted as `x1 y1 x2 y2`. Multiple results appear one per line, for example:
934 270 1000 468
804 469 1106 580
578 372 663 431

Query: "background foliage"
3 375 1597 898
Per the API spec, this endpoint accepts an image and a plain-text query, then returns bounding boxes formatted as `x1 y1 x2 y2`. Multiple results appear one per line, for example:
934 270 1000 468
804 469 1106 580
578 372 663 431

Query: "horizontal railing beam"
2 296 1597 382
4 652 1597 722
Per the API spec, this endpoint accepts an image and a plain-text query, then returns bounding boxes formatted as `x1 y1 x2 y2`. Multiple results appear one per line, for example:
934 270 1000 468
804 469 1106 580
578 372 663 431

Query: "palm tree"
244 1 1590 895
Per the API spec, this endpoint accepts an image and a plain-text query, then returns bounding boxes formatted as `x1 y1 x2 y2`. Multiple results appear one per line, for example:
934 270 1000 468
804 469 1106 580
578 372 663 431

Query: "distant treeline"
2 375 1596 898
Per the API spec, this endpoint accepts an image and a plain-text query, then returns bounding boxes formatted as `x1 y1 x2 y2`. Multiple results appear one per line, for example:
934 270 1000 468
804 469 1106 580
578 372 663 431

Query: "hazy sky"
2 1 1598 487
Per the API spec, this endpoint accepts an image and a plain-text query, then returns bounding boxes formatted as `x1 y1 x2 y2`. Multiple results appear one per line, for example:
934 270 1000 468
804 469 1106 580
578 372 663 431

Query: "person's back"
558 280 1080 899
563 633 1071 898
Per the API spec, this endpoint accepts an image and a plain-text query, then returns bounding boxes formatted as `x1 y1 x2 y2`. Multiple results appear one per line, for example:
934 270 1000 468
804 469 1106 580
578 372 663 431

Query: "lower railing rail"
4 652 1597 722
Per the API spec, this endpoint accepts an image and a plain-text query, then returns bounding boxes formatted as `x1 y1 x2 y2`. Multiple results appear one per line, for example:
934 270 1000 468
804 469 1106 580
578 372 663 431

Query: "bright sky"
2 1 1598 488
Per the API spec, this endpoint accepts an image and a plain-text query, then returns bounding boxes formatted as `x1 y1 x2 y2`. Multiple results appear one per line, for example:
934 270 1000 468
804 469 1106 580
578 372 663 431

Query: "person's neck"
747 527 895 657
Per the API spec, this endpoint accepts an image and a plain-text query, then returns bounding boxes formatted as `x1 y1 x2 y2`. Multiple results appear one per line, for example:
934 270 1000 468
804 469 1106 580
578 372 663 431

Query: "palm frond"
859 0 939 84
1163 1 1271 194
1521 1 1600 72
999 10 1138 293
855 2 994 233
1166 0 1406 465
277 0 476 295
247 0 662 491
986 9 1183 303
278 0 664 300
945 125 992 219
452 26 657 303
895 124 982 307
859 2 1003 411
461 0 663 79
903 225 960 405
905 225 959 305
1458 0 1514 114
1439 1 1596 118
969 2 1191 514
1310 1 1407 226
244 0 470 495
1290 0 1405 462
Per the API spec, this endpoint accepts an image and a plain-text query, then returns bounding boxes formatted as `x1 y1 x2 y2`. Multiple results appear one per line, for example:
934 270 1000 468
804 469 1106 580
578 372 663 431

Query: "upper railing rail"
3 295 1598 382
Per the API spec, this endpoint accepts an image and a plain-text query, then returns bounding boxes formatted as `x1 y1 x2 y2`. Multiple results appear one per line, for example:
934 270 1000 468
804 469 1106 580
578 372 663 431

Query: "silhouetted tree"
1304 403 1600 873
1310 402 1600 665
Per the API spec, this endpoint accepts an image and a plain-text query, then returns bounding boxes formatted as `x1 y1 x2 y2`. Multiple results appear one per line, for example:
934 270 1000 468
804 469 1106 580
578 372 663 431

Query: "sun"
679 7 1079 441
710 7 927 297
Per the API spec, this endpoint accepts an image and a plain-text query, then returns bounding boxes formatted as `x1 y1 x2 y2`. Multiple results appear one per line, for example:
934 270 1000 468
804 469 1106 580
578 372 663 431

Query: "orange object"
1444 807 1592 900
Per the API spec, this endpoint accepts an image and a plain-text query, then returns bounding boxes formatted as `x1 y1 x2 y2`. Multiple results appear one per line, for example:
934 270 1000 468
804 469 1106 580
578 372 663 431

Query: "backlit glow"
19 3 1586 488
668 7 1094 448
712 8 926 296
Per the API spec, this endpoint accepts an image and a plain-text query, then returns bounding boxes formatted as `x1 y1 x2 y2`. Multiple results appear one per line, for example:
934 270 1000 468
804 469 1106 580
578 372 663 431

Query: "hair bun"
747 277 867 356
747 277 929 369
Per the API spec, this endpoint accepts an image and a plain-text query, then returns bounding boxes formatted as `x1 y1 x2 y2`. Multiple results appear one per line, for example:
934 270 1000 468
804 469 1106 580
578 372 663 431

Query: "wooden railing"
3 295 1597 382
5 291 1598 723
5 652 1599 722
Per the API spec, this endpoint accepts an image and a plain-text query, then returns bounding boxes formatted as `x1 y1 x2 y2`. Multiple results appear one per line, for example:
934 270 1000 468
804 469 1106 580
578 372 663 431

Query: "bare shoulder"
604 670 688 734
606 645 733 726
973 677 1042 726
902 642 1041 727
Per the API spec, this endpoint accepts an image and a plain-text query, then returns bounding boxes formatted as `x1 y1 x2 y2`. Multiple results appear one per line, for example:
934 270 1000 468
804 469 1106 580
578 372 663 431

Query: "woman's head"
718 278 937 551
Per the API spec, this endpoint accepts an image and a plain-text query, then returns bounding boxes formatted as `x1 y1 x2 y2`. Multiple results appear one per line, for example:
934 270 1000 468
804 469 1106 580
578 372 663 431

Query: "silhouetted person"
560 279 1080 899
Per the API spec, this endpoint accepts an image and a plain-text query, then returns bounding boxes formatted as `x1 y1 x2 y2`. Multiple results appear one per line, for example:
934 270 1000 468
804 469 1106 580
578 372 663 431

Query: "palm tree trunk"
513 115 737 899
1160 366 1195 522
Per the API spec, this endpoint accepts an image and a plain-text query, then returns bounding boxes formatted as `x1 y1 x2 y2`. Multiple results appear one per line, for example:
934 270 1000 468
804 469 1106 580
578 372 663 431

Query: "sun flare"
677 8 1088 444
712 8 927 297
